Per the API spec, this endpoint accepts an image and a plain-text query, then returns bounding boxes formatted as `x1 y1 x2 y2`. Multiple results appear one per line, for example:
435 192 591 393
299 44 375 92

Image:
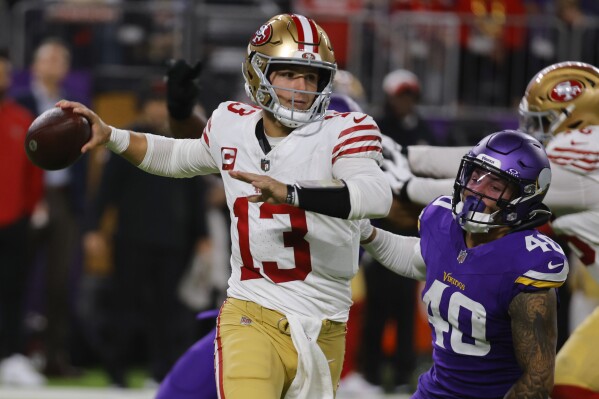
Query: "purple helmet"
452 130 552 233
328 93 363 113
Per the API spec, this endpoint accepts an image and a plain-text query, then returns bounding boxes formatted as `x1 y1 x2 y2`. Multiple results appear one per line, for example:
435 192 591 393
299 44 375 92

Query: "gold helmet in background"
242 14 337 128
519 61 599 144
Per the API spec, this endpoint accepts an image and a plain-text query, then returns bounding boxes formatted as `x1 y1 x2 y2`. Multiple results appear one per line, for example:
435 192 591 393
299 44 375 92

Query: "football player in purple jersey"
360 130 568 398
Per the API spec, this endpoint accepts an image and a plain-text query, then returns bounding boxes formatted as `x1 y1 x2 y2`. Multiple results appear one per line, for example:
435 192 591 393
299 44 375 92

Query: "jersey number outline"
525 234 565 255
234 197 312 283
422 280 491 356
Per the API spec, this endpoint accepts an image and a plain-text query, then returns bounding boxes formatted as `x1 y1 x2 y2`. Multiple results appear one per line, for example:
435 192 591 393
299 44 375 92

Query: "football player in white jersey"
382 61 599 398
57 13 391 399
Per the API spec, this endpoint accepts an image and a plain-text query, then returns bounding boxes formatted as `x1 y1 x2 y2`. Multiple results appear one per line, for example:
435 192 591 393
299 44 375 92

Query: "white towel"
284 315 334 399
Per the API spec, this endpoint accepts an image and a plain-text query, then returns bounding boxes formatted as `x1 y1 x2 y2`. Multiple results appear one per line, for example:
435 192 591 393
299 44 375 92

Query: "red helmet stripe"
307 18 319 53
291 14 318 53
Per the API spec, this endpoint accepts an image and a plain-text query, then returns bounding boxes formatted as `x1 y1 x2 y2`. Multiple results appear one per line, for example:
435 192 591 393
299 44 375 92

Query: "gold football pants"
555 305 599 392
215 298 347 399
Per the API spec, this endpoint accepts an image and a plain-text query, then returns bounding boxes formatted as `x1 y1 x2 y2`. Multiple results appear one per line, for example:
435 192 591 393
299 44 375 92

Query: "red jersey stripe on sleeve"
203 118 212 146
332 146 383 164
338 124 378 139
332 122 382 164
550 147 599 156
332 135 381 155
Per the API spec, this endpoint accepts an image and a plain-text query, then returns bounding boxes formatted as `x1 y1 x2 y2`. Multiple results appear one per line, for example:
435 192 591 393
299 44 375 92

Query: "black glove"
166 59 203 120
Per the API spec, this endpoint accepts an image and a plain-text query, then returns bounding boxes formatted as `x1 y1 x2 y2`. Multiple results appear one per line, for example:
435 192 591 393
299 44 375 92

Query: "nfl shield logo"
457 250 468 264
261 158 270 171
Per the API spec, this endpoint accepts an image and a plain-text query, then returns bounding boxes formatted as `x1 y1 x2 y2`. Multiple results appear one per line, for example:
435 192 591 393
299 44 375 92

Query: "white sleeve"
552 211 599 283
139 134 219 178
361 228 426 280
407 177 454 206
408 145 469 177
542 164 599 213
332 157 393 220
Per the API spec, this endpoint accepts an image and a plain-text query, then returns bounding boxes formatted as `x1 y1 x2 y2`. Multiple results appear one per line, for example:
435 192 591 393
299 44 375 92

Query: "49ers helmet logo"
251 23 272 46
550 80 584 102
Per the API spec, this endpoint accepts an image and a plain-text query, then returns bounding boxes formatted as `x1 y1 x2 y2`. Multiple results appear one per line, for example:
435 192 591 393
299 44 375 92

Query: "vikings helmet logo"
550 80 584 102
251 23 272 46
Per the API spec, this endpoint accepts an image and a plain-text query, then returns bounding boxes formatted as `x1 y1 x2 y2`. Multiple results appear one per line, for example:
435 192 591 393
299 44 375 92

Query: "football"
24 107 91 170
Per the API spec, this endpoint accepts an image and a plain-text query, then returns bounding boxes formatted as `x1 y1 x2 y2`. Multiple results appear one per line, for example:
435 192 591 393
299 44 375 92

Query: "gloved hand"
381 134 413 200
166 59 203 120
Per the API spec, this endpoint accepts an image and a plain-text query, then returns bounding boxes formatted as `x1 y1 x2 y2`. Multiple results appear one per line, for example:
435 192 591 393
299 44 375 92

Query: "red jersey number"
227 102 258 116
233 197 312 283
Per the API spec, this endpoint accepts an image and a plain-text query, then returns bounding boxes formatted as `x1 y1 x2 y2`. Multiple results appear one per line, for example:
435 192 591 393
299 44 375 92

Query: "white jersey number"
422 280 491 356
525 234 565 255
234 197 312 283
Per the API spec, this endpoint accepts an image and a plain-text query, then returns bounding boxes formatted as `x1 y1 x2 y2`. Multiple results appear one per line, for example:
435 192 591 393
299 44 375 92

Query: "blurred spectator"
377 69 438 147
390 0 454 12
332 69 367 112
0 50 46 386
557 0 585 27
455 0 527 107
556 0 599 66
82 84 211 387
13 38 87 377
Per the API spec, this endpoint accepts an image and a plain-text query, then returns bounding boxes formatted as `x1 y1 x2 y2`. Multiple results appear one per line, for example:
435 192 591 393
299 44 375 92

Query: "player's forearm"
552 212 599 284
503 371 553 399
406 177 454 205
506 290 557 399
139 134 218 178
169 112 206 139
106 127 148 166
361 228 426 280
408 145 468 177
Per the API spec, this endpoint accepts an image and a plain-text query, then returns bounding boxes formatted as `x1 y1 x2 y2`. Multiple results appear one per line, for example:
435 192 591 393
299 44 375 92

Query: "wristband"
105 126 130 154
286 184 299 206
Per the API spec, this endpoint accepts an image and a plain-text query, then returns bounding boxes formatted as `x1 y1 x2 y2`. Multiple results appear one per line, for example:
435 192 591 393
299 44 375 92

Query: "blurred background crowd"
1 0 599 395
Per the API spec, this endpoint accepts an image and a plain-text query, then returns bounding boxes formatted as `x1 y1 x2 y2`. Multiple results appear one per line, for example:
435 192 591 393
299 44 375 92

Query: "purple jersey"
414 196 568 399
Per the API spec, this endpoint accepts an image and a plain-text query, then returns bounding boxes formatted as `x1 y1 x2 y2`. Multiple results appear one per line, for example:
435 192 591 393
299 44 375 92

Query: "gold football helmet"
242 14 337 128
519 61 599 144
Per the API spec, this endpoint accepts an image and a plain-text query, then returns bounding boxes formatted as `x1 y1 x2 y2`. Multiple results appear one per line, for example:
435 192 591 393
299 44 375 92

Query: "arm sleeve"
332 157 393 220
408 145 469 177
542 164 599 212
139 134 219 177
552 211 599 283
361 227 426 280
407 177 455 206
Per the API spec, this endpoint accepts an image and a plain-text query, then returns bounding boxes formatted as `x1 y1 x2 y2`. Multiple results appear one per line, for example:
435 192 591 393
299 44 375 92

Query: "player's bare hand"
229 171 288 204
55 100 112 153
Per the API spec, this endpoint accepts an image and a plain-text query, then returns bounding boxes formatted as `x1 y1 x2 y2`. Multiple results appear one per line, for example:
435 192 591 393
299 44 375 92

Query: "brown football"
24 107 91 170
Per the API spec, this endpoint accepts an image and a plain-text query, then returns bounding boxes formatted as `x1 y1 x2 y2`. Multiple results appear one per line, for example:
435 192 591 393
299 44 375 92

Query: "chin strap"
510 203 552 233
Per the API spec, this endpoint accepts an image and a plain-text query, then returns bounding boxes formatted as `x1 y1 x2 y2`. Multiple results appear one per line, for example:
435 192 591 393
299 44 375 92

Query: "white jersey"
545 126 599 281
200 101 383 321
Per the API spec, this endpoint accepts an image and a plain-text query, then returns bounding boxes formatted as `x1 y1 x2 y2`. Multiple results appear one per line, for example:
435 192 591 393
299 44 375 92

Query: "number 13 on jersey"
234 197 313 283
